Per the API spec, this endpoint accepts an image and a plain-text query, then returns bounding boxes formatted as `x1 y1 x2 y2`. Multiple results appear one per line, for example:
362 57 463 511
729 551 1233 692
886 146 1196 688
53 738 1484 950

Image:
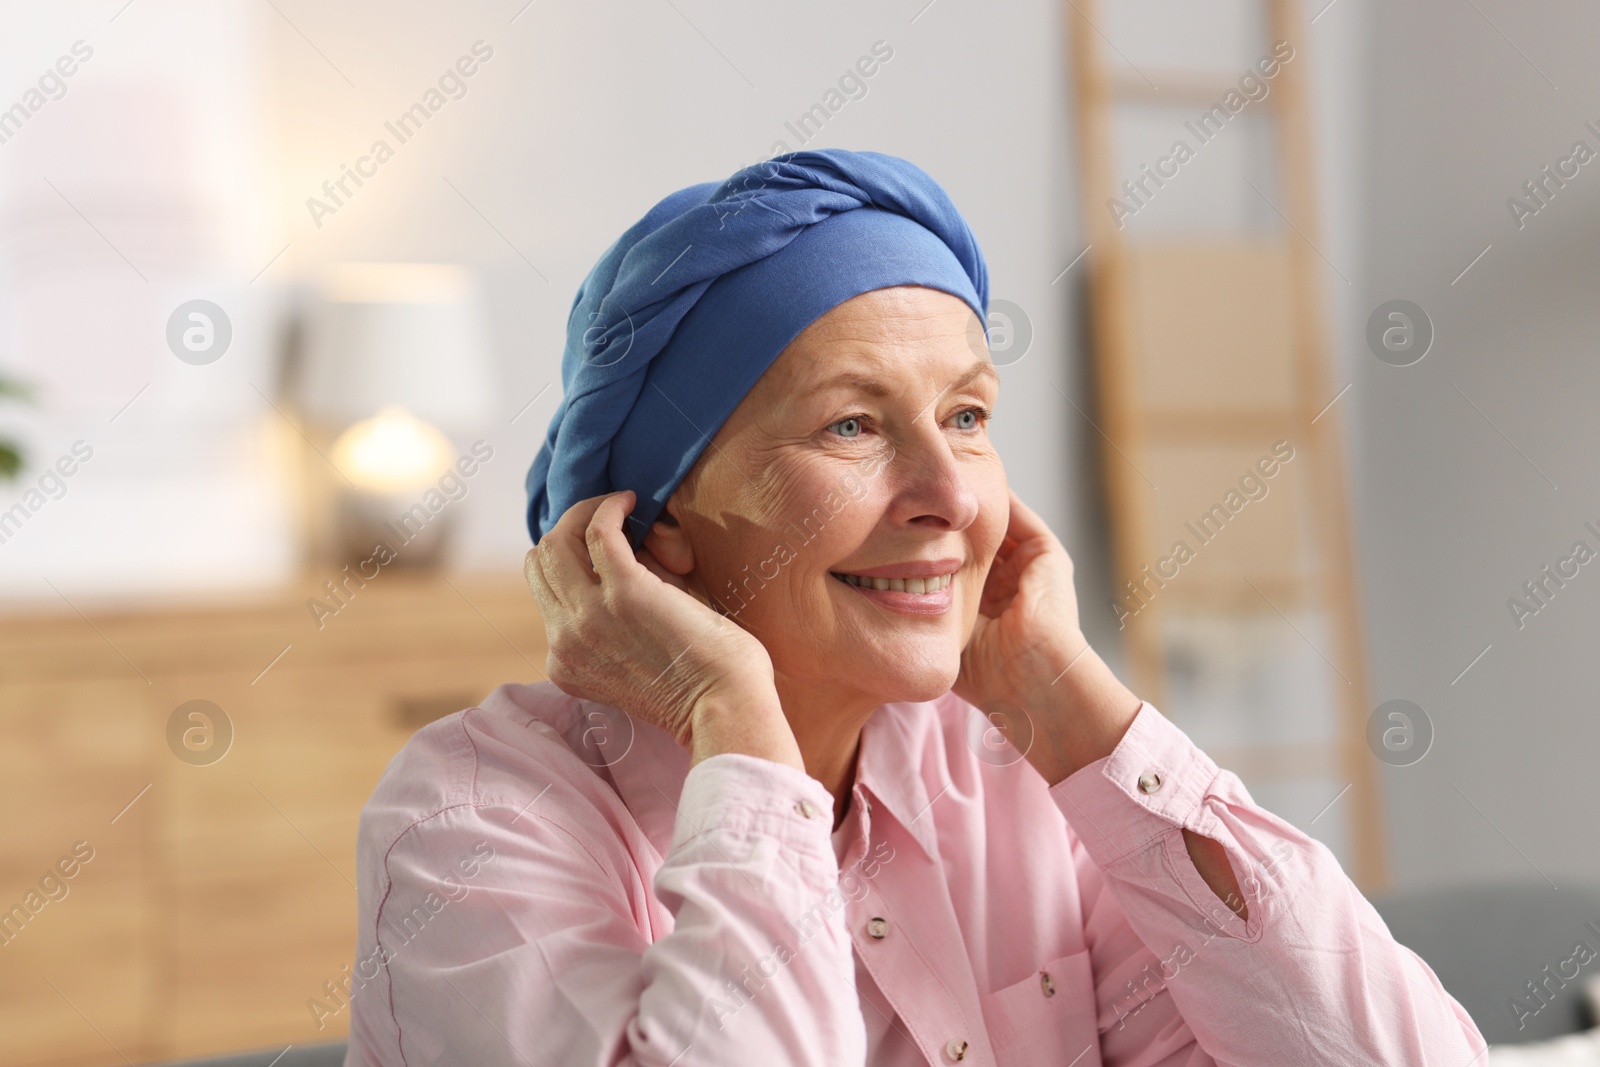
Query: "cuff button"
1040 970 1056 997
1137 771 1163 794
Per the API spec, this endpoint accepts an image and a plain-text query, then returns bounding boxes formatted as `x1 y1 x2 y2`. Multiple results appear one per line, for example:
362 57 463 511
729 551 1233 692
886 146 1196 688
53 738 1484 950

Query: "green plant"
0 376 30 481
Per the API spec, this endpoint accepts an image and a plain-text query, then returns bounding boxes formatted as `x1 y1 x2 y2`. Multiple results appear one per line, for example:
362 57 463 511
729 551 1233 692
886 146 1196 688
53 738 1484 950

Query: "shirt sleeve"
366 753 867 1067
1048 701 1488 1067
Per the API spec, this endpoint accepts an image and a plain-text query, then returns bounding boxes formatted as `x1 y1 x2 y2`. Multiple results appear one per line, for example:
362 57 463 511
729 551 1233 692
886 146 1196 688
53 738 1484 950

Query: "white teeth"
835 571 955 593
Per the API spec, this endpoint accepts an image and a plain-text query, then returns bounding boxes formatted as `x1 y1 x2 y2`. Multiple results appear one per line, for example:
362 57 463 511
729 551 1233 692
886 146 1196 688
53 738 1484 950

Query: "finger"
1005 489 1069 558
584 490 637 587
524 546 563 613
1004 488 1050 539
976 553 1020 613
540 493 616 595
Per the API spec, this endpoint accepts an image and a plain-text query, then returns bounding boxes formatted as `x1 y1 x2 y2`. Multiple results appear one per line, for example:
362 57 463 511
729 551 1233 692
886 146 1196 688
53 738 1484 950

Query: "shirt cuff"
672 752 838 863
1048 701 1222 868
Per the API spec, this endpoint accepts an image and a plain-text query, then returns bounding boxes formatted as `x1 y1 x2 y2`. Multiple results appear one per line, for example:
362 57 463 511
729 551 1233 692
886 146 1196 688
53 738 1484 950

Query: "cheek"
699 460 864 598
974 471 1010 558
761 460 875 553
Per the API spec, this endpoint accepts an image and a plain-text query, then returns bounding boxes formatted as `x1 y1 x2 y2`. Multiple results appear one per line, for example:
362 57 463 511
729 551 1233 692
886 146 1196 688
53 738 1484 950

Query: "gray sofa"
1372 878 1600 1046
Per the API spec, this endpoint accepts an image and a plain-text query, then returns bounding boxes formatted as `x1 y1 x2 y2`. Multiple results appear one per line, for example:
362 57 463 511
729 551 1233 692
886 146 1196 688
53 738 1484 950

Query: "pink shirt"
341 681 1485 1066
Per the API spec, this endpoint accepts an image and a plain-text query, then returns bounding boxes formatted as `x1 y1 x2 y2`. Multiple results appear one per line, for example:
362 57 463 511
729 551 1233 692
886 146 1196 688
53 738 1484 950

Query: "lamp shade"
298 263 494 431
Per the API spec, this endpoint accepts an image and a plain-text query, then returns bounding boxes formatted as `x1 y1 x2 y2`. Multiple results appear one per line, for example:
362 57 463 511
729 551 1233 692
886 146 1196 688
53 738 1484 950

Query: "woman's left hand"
954 489 1142 784
954 489 1086 712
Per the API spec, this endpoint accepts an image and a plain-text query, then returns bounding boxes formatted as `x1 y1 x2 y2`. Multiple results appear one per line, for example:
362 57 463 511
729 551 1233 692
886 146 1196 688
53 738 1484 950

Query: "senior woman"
343 150 1485 1066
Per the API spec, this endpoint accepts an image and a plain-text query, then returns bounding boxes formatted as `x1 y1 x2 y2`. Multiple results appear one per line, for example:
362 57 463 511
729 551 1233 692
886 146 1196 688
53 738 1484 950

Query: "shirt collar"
853 699 943 861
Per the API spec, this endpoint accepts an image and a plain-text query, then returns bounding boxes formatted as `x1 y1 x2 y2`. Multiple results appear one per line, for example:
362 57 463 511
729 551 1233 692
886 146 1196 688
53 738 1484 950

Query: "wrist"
1023 639 1142 786
689 686 804 772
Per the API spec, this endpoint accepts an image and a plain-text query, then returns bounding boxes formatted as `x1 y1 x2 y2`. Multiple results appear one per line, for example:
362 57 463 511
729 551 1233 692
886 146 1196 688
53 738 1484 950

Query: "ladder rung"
1105 67 1280 111
1140 575 1316 611
1139 408 1300 440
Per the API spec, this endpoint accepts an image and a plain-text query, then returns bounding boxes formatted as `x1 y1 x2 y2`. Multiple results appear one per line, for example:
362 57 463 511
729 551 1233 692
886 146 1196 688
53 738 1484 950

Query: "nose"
878 420 981 533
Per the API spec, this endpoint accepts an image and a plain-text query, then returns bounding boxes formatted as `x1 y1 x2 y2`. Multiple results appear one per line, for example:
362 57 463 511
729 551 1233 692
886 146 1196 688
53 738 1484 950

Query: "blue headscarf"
524 148 989 547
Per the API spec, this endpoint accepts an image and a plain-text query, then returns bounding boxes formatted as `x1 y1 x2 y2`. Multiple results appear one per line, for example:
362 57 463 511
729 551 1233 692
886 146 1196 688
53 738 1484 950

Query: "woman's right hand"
524 490 802 769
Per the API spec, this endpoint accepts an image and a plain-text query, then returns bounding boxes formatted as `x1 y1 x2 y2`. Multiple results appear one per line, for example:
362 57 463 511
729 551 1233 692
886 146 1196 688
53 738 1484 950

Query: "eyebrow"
811 359 999 399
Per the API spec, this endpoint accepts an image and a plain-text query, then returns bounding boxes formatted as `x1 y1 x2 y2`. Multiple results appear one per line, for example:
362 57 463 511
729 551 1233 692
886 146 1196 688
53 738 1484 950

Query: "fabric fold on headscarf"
524 148 989 547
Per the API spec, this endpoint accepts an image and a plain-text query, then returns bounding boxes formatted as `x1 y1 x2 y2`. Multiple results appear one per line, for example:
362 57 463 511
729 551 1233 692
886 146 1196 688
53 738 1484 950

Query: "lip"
829 558 960 618
829 558 962 580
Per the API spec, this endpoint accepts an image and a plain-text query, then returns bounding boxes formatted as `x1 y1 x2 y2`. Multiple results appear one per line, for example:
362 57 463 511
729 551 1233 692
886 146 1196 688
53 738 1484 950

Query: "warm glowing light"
331 406 454 493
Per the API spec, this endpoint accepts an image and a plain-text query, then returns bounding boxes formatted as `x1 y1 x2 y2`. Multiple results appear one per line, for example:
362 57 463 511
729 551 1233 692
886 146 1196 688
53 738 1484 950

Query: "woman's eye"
829 408 986 439
950 406 990 431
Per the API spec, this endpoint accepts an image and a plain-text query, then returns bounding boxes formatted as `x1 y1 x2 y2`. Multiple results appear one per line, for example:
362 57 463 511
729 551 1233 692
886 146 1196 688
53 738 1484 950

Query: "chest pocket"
979 948 1101 1067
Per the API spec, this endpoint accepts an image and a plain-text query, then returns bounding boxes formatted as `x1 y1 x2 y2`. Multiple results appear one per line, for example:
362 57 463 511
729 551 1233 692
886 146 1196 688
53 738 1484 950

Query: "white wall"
0 1 297 604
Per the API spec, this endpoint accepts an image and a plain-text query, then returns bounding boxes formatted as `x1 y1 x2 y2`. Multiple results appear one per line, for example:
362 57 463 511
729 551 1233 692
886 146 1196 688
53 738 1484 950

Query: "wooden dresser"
0 570 548 1066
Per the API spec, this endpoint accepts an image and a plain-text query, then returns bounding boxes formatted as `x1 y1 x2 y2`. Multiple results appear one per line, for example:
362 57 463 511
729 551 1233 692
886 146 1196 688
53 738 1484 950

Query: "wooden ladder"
1065 0 1388 889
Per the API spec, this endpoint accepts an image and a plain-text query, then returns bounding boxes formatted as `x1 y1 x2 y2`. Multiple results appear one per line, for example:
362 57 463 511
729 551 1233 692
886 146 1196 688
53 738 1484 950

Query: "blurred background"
2 0 1598 1063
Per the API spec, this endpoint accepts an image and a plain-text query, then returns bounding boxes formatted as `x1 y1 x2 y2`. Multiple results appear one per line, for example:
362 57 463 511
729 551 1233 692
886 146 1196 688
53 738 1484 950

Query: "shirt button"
1137 771 1163 794
1040 971 1056 997
944 1038 969 1061
866 917 890 939
795 798 820 819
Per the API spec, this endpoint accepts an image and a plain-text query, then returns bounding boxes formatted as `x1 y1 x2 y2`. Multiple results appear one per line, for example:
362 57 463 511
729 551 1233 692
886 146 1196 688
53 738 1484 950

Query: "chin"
894 675 957 704
873 652 961 704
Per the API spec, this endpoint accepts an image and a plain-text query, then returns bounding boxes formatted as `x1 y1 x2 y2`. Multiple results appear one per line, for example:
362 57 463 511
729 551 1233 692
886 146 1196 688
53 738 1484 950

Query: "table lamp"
298 263 494 567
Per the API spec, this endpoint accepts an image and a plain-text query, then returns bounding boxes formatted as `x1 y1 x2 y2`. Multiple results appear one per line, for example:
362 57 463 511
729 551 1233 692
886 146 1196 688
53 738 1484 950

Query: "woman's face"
649 285 1009 706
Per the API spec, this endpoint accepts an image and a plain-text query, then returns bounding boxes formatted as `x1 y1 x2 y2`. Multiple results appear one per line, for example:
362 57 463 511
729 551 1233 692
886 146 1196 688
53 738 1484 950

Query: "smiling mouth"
829 571 955 594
